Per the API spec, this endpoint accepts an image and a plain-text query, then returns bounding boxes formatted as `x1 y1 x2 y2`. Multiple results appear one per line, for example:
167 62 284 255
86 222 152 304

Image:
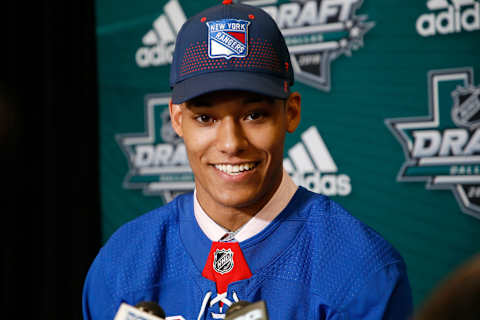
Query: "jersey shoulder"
95 193 193 298
273 188 406 307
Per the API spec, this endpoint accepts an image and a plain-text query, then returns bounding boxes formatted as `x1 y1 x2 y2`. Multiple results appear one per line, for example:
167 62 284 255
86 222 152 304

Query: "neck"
196 171 283 231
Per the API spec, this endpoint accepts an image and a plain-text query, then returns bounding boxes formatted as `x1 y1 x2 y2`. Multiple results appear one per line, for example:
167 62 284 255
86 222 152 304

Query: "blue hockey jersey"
83 187 412 319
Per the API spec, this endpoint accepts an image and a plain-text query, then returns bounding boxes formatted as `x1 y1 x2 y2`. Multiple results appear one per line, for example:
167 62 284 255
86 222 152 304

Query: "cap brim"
171 71 290 104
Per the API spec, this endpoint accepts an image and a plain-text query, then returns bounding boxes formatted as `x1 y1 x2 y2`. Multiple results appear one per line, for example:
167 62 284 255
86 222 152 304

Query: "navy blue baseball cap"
170 0 294 104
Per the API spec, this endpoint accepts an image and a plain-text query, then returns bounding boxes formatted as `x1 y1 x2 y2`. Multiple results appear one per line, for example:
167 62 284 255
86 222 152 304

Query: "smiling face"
170 90 301 227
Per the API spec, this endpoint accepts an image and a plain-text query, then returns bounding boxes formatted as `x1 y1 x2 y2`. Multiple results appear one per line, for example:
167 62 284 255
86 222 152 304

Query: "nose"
216 117 248 155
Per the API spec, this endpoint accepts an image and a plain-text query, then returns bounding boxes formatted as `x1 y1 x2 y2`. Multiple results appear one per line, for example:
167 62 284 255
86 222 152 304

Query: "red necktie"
202 241 252 294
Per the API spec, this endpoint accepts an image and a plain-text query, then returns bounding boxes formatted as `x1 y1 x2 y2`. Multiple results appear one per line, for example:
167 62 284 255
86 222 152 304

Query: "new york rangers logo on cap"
206 19 250 59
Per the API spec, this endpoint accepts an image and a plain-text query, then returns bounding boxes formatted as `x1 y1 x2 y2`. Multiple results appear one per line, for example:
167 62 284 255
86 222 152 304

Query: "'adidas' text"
416 0 480 37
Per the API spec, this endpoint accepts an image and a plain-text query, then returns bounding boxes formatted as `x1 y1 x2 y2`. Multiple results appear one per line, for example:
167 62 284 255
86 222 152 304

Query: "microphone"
225 300 269 320
114 302 166 320
135 301 166 319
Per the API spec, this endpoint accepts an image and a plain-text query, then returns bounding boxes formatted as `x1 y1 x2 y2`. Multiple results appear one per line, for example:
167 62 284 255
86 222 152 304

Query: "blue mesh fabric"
83 188 412 320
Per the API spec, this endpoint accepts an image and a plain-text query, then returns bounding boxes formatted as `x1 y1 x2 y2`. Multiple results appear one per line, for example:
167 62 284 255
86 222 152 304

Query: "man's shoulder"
94 193 194 293
302 188 401 255
296 188 399 255
289 188 406 297
107 193 189 245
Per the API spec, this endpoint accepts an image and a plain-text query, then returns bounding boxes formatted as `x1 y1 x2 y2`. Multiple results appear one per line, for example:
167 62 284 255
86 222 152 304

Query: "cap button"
222 0 233 4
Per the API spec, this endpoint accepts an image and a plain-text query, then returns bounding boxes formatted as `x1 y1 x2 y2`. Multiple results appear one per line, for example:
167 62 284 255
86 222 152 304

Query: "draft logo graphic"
385 68 480 219
207 19 250 59
116 94 194 202
284 126 352 196
237 0 374 91
416 0 480 37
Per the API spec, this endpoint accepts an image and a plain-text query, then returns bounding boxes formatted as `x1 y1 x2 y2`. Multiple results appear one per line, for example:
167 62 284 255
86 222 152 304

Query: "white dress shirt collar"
193 169 298 242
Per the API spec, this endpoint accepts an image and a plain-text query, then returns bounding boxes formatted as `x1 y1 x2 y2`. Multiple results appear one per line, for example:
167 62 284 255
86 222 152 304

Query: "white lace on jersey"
197 291 240 320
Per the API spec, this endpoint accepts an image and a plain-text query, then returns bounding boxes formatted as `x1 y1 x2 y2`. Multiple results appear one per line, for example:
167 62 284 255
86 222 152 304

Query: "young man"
83 1 413 319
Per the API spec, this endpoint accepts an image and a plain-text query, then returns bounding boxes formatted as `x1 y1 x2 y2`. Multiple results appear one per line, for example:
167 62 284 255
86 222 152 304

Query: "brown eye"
196 114 212 123
245 112 262 120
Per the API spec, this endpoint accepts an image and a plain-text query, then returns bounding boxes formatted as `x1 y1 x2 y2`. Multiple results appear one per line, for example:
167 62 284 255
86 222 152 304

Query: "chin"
213 190 261 209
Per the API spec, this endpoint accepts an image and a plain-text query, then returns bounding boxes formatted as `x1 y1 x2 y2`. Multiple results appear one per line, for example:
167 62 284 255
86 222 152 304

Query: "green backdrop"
96 0 480 307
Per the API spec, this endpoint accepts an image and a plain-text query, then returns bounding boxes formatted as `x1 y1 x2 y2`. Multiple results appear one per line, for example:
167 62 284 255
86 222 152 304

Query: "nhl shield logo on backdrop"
451 86 480 129
206 19 250 59
213 248 234 274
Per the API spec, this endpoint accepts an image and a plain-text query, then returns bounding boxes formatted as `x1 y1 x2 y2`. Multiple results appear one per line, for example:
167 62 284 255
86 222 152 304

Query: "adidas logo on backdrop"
136 0 187 67
416 0 480 36
284 126 352 196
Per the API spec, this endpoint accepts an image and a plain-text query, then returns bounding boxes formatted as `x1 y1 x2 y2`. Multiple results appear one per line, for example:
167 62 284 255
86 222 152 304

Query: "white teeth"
214 162 256 175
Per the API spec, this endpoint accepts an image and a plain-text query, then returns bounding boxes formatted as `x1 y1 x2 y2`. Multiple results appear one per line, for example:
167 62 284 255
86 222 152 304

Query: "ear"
169 100 184 137
285 92 301 133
